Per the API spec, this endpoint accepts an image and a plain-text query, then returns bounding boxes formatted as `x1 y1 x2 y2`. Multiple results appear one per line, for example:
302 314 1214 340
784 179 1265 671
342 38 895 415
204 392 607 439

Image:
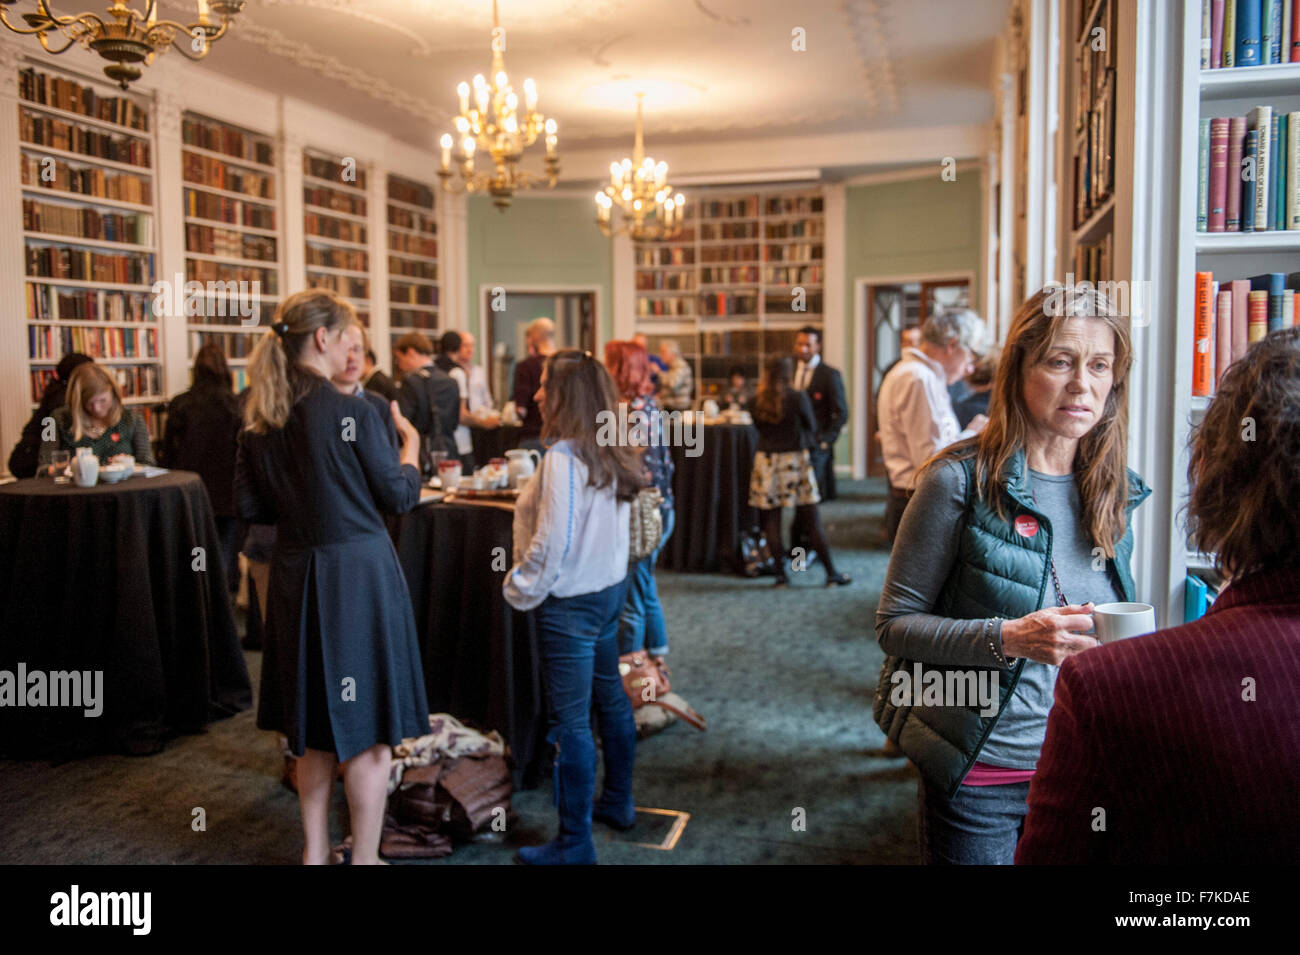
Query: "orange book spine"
1193 271 1214 396
1247 291 1269 342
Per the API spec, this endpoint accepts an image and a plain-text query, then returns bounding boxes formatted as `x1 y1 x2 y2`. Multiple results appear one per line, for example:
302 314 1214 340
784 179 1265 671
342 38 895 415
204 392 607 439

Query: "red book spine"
1208 118 1229 231
1247 291 1269 343
1230 278 1250 361
1293 0 1300 61
1215 290 1233 388
1194 271 1214 396
1225 117 1246 230
1212 0 1225 66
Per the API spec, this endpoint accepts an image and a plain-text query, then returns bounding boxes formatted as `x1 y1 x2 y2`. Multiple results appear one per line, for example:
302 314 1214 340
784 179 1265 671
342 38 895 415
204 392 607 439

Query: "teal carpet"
0 478 918 864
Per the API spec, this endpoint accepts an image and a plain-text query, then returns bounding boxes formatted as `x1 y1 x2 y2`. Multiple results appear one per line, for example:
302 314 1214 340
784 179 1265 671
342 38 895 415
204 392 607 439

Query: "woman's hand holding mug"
1000 603 1098 665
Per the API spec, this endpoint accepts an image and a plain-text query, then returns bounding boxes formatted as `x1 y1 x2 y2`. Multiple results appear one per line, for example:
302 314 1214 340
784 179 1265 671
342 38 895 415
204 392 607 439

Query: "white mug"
1093 602 1156 644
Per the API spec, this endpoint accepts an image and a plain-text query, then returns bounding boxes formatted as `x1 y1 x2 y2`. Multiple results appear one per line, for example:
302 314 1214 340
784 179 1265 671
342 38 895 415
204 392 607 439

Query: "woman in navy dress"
235 289 428 865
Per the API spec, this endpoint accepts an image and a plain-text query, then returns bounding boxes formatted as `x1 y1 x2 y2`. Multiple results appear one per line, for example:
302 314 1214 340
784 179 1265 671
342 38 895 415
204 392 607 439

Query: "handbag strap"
647 698 707 731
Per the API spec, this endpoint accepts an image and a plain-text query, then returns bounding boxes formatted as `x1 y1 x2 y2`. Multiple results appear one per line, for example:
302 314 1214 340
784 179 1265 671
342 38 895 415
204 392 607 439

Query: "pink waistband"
962 761 1036 786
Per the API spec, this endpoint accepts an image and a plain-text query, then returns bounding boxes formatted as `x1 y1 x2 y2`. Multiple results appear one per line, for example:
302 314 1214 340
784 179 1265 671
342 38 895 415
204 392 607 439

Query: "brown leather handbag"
618 651 707 731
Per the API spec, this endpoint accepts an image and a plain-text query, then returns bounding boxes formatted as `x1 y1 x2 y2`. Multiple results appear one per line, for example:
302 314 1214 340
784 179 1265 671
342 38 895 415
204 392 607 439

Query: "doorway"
861 277 972 478
479 287 598 410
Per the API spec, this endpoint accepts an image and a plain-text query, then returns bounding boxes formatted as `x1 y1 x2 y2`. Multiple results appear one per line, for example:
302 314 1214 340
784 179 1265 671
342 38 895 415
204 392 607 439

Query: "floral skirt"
748 449 821 509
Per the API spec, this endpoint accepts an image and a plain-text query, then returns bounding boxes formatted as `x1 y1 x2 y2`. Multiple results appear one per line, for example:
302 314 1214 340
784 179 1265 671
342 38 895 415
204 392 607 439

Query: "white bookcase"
386 173 439 349
302 148 371 326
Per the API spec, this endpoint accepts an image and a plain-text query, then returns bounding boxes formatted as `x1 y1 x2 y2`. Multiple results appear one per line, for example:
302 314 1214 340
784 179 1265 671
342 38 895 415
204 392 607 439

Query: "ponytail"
243 288 354 434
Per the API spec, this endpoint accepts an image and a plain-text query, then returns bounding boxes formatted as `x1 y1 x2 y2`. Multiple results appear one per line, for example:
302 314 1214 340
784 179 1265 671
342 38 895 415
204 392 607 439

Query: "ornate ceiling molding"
841 0 901 115
253 0 434 56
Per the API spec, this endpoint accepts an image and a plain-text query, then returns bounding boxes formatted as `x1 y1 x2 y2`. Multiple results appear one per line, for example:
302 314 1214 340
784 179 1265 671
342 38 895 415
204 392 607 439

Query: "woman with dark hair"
746 354 849 587
874 286 1150 865
504 350 643 865
163 342 242 592
38 361 155 470
8 351 92 477
604 339 675 663
1018 327 1300 864
235 288 426 865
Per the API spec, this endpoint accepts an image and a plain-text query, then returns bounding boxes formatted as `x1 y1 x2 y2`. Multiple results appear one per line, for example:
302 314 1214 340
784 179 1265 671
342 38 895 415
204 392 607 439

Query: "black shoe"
825 572 851 587
773 574 789 588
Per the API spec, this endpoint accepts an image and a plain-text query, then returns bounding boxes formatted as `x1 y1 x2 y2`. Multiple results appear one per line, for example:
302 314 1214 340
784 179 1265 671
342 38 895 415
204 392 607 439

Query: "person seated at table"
38 362 155 473
746 355 849 588
605 339 675 665
162 342 241 593
1017 327 1300 864
236 288 426 866
7 351 92 478
504 350 642 865
332 319 398 450
723 365 752 410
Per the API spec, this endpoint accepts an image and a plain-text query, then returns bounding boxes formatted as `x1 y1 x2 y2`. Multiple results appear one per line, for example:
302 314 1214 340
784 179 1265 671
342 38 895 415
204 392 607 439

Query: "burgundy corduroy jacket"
1016 565 1300 864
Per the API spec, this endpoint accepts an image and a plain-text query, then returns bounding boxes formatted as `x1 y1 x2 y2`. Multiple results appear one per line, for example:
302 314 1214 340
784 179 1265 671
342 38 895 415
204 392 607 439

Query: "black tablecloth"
662 423 759 573
393 498 545 788
0 472 253 757
470 425 522 465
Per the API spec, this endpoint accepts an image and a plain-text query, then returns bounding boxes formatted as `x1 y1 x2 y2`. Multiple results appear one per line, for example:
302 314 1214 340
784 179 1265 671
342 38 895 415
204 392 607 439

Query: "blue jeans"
618 507 674 657
533 578 636 830
917 776 1031 864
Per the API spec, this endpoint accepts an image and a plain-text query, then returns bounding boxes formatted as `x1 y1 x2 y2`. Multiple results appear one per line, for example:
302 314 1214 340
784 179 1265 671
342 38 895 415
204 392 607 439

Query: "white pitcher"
506 448 540 487
72 448 99 487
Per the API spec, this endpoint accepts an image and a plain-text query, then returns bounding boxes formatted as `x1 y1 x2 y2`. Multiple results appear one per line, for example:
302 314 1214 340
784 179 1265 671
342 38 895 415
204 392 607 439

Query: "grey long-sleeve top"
875 456 1121 769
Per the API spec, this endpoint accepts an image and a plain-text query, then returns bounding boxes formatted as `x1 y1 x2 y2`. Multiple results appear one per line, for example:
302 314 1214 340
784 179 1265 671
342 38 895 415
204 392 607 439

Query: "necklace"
1028 485 1069 608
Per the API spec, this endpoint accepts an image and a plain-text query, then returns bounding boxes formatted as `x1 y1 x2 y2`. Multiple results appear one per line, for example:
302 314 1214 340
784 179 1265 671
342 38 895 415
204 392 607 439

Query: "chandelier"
0 1 244 89
437 0 557 211
594 93 684 241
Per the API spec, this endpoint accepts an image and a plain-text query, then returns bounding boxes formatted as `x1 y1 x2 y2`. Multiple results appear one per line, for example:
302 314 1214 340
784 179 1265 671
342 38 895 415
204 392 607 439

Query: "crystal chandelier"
437 0 557 211
0 1 244 89
594 94 684 241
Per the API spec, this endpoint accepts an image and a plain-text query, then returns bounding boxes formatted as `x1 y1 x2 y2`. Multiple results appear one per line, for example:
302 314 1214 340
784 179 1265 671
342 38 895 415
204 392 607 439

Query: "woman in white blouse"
504 350 644 865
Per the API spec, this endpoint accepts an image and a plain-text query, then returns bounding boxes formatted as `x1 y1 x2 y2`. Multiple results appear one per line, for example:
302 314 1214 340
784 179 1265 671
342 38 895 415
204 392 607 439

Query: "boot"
593 708 637 831
517 727 597 865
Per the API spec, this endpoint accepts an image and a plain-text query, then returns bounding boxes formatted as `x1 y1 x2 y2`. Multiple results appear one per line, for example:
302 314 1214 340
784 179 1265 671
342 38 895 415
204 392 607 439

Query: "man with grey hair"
512 317 556 450
657 339 693 411
876 308 989 544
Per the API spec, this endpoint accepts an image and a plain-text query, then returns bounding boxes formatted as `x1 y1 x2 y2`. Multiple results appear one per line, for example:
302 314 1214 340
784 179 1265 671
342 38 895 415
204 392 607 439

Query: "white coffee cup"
1092 602 1156 644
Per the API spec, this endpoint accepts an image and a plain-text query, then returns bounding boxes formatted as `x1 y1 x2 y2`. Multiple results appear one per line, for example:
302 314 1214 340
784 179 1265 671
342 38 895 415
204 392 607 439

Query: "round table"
392 496 546 788
661 423 759 574
470 424 522 465
0 472 252 757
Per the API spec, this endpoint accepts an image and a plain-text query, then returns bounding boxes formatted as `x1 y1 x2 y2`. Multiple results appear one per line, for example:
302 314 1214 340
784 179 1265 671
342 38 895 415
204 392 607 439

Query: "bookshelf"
181 112 280 393
634 186 825 397
303 149 370 326
386 173 438 350
17 61 166 441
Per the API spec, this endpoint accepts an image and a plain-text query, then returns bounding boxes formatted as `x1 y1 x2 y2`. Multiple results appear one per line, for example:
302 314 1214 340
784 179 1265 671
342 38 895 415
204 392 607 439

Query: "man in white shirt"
876 308 989 544
456 331 495 415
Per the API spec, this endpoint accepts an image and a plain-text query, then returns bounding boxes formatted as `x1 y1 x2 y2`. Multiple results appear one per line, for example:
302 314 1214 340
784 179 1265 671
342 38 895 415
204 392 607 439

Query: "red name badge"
1014 515 1039 538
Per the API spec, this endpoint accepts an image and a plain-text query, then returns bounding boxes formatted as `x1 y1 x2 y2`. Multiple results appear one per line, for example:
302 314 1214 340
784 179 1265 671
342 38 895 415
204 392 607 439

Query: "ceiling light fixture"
595 93 684 241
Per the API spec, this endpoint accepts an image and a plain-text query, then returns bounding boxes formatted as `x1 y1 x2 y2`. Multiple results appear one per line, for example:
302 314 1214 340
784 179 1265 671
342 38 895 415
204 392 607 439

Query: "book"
1194 272 1215 396
1186 575 1210 623
1283 289 1296 326
1276 113 1288 230
1209 118 1230 231
1290 112 1300 227
1199 118 1211 231
1248 106 1272 230
1237 0 1263 65
1227 117 1247 229
1226 0 1238 65
1230 278 1251 361
1213 0 1227 66
1293 0 1300 60
1250 272 1287 330
1265 0 1283 61
1204 0 1214 67
1243 129 1259 232
1287 0 1296 59
1247 289 1270 341
1216 289 1234 387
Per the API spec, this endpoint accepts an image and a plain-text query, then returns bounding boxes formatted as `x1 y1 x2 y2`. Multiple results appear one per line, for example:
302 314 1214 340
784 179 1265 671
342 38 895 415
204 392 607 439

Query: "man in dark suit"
792 325 846 500
362 349 399 403
394 332 459 477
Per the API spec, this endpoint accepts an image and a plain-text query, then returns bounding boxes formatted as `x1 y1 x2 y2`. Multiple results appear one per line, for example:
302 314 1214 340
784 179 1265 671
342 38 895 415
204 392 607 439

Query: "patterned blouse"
38 406 155 468
630 394 674 513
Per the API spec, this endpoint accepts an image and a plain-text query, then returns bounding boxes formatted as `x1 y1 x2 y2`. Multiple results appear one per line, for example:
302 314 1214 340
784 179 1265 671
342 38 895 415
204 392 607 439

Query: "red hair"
603 340 654 399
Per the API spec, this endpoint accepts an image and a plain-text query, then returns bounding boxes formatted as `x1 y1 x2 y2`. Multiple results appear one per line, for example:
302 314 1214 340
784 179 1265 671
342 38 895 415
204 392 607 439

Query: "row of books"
763 243 823 262
390 308 438 330
1198 107 1299 232
389 233 437 257
26 246 152 285
388 208 437 233
765 221 825 239
21 114 151 167
700 292 759 316
636 247 694 267
1073 234 1113 284
26 285 152 323
187 259 279 292
308 273 368 299
390 283 437 307
19 68 149 132
185 188 276 230
304 155 367 190
305 246 368 272
30 324 158 361
22 156 150 205
636 297 694 318
1200 0 1300 68
305 214 367 244
303 187 366 218
701 245 759 264
30 365 167 402
186 224 277 262
1074 68 1116 227
1185 574 1221 622
697 198 758 219
190 331 256 360
182 116 273 166
766 265 824 285
183 153 275 200
22 199 152 245
389 258 437 281
388 180 434 208
765 293 824 315
637 272 696 291
700 266 760 285
764 196 824 216
1192 270 1300 394
699 223 758 240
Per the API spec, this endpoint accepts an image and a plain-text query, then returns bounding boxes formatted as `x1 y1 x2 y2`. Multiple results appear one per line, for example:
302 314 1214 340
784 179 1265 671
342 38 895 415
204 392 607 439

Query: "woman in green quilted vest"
873 286 1150 865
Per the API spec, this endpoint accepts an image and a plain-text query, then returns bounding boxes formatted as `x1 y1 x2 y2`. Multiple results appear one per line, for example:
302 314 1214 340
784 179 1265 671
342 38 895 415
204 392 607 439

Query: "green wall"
467 195 614 343
839 170 985 470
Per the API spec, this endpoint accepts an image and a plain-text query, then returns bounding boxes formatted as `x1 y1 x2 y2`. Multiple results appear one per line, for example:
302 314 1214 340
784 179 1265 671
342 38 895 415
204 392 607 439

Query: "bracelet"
984 616 1008 668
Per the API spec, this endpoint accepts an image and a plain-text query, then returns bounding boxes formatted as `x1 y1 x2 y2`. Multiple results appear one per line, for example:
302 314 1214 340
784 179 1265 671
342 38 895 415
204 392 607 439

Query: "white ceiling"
175 0 1010 176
